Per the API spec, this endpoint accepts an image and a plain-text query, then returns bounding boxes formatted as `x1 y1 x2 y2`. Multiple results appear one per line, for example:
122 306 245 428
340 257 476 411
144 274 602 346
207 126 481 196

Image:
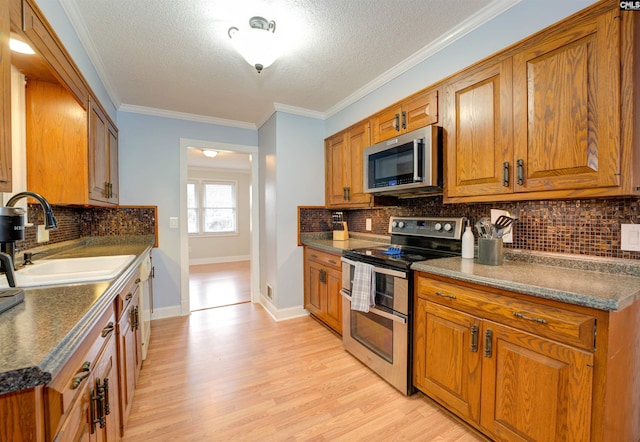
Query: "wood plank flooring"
189 261 251 311
122 303 487 441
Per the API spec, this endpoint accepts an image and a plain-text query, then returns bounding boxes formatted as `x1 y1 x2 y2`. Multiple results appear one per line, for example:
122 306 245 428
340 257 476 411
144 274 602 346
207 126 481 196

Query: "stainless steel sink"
0 255 136 288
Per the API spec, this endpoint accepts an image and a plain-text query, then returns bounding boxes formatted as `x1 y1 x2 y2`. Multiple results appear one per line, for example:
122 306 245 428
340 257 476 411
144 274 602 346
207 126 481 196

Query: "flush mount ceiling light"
228 16 279 73
202 149 218 158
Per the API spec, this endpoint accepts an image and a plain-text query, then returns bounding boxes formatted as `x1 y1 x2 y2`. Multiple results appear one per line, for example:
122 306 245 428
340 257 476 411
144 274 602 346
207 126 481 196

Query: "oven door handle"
340 290 407 325
341 257 407 279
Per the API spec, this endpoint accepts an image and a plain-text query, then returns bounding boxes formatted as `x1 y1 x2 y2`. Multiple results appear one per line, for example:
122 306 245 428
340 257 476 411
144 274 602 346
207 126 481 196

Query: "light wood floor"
189 261 251 311
122 303 486 441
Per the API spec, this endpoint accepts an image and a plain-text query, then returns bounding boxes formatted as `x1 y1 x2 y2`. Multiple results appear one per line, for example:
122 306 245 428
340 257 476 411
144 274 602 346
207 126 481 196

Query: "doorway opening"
180 139 260 314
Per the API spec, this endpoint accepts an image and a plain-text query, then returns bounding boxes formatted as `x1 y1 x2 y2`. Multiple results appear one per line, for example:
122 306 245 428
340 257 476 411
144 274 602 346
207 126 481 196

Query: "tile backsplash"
14 205 157 254
300 196 640 260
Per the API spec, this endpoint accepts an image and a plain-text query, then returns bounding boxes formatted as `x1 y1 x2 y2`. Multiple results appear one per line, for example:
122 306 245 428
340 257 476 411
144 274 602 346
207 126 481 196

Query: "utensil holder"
478 238 503 266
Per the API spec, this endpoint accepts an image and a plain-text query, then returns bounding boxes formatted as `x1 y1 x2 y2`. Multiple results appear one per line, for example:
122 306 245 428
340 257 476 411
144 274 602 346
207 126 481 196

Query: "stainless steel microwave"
363 126 442 196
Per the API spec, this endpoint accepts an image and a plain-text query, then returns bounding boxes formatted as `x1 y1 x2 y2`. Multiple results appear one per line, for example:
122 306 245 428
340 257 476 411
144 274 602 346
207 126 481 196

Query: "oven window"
351 310 393 363
349 267 395 311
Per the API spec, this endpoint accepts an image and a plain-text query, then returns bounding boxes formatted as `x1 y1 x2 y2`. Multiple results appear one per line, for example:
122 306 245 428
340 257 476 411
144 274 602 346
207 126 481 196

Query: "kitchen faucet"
0 192 58 286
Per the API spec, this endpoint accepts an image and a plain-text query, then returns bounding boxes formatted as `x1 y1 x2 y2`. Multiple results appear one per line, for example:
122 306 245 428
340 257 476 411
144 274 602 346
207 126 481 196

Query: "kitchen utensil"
475 217 493 239
492 215 516 239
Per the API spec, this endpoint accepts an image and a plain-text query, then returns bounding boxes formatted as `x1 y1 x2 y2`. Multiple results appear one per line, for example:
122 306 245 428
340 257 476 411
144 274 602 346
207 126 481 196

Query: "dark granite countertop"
301 233 640 312
0 235 155 394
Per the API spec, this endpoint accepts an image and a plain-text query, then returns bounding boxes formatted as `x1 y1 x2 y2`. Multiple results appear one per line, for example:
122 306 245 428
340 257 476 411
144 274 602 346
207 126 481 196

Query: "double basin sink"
0 254 136 288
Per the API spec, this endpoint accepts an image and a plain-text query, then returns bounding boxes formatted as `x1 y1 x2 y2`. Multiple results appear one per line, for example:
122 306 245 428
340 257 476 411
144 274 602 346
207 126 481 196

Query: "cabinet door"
513 10 620 193
480 321 593 441
0 0 11 192
404 89 438 133
325 132 347 206
304 259 324 318
371 106 403 143
413 298 482 424
345 122 372 206
92 336 119 442
107 122 119 203
117 290 139 435
324 267 342 334
445 59 514 197
89 99 109 204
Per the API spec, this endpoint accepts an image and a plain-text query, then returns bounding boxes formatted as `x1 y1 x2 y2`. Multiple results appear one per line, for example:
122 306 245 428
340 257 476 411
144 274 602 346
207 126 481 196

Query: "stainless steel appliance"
363 126 442 196
340 216 465 395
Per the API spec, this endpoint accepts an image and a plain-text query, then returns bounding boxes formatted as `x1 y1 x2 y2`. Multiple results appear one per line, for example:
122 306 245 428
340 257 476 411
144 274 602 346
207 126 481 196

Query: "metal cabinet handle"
517 159 525 185
392 113 400 131
101 322 115 338
435 291 456 300
319 269 326 284
401 111 407 129
71 361 92 389
513 312 548 324
346 187 351 200
470 324 479 352
503 162 510 187
484 329 493 358
328 259 337 265
125 293 133 301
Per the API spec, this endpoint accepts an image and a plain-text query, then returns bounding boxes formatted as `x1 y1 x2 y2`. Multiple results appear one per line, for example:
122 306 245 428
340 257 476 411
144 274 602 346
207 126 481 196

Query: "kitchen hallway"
122 303 487 441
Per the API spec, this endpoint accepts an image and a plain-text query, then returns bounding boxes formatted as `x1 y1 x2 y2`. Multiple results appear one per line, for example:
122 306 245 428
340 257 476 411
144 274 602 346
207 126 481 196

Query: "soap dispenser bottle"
462 219 474 259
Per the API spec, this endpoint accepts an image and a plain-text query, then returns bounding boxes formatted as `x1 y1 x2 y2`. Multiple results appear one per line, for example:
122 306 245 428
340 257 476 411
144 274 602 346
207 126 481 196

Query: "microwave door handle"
413 139 420 181
340 290 407 325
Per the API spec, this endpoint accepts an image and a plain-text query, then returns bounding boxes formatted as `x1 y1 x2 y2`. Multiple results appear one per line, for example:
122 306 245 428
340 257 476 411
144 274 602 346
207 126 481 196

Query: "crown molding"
119 104 257 130
58 0 122 108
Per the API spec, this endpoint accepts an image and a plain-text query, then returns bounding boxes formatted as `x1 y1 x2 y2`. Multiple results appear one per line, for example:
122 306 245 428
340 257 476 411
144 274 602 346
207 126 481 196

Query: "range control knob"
444 223 453 232
391 221 398 228
434 223 442 231
397 221 405 228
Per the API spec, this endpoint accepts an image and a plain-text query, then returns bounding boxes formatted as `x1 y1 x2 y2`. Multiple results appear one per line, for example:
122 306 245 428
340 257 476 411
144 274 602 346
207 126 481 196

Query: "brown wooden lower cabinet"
414 272 640 442
303 246 342 334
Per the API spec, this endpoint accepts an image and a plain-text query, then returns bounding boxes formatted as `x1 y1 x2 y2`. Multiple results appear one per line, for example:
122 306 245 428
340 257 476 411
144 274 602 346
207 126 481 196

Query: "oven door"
340 290 409 395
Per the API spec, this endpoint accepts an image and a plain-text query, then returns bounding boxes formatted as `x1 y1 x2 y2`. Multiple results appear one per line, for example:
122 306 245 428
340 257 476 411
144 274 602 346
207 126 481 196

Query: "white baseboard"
257 295 309 321
150 305 185 320
189 255 251 266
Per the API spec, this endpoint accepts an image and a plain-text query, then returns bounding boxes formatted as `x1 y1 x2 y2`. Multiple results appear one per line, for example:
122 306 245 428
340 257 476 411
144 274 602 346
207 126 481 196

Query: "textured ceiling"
59 0 513 128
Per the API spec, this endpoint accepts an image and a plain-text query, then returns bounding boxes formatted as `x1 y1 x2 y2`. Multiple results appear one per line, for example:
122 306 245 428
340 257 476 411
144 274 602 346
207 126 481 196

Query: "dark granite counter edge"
411 262 619 311
0 238 154 394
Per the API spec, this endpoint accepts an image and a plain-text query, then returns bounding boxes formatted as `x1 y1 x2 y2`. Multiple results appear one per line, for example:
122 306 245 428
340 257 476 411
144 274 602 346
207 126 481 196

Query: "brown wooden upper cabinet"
325 121 372 208
371 89 438 144
445 8 626 203
0 0 13 193
11 0 119 206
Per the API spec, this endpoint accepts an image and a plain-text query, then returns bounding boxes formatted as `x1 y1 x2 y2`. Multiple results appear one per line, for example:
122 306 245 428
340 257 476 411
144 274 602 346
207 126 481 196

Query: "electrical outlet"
366 218 372 231
266 284 273 300
621 224 640 251
37 225 49 243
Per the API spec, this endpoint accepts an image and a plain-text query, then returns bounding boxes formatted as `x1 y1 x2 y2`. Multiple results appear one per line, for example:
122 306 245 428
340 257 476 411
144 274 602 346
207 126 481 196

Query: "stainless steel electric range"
340 216 465 395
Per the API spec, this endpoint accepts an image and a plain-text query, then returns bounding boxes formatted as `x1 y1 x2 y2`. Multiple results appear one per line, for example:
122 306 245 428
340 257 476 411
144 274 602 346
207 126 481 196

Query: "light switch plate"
366 218 372 231
621 224 640 251
490 209 513 243
169 217 179 229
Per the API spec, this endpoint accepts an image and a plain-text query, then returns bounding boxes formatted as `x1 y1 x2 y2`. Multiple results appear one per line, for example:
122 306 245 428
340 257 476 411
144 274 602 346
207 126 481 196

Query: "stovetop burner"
343 216 466 269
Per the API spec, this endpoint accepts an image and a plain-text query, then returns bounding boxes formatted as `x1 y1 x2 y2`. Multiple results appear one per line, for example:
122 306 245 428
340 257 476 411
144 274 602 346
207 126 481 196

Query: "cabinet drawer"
115 273 140 319
305 248 341 271
416 276 596 351
45 305 116 437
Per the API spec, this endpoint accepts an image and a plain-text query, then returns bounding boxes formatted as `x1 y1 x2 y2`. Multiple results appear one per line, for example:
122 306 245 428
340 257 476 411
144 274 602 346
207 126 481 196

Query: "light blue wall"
117 112 257 310
326 0 601 135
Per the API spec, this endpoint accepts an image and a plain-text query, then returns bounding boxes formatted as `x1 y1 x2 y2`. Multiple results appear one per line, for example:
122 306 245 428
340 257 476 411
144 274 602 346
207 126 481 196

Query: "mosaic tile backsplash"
14 205 156 254
300 196 640 260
